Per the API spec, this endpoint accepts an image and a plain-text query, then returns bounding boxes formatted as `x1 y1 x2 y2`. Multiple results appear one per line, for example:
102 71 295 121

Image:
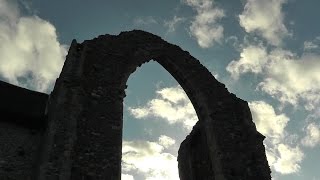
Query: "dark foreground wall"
0 81 48 129
0 81 48 179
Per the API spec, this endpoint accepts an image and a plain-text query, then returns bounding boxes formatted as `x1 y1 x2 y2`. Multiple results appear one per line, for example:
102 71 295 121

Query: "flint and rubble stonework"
0 30 271 180
0 81 48 179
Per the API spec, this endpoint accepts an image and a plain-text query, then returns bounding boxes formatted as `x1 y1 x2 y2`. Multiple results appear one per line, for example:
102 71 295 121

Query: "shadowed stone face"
0 81 48 179
0 30 271 180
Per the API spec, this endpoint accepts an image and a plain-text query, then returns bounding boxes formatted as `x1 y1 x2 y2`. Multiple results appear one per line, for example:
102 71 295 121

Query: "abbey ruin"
0 30 271 179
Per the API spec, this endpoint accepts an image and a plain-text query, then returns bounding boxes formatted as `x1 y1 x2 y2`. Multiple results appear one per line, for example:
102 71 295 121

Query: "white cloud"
121 174 134 180
164 15 185 33
225 35 240 50
274 144 304 174
301 122 320 147
158 135 176 148
249 101 304 174
226 44 268 79
227 43 320 110
258 51 320 110
304 41 319 51
0 0 67 92
133 16 158 26
303 36 320 51
183 0 225 48
156 86 187 103
249 101 289 142
122 137 179 180
239 0 289 46
129 108 149 119
128 85 198 130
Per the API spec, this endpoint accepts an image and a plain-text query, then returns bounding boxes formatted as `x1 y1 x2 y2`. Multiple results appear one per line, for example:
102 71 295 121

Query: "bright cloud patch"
128 85 198 130
239 0 289 46
158 135 176 148
122 136 179 180
121 174 134 180
258 51 320 110
301 122 320 147
183 0 225 48
227 43 320 110
0 0 67 92
273 144 304 174
249 101 304 174
226 44 268 79
164 16 185 33
249 101 289 142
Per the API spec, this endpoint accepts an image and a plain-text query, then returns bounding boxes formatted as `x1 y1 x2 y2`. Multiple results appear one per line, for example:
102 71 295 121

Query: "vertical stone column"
36 40 87 179
37 38 127 180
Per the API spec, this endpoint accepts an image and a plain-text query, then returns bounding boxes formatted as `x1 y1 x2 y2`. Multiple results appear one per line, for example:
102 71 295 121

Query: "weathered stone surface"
0 80 48 179
178 120 215 180
178 94 271 180
37 30 271 179
0 30 271 180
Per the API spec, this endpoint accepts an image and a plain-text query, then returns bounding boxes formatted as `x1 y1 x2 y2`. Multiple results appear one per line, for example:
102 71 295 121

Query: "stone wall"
0 122 43 179
0 80 48 179
178 94 271 180
37 30 271 179
0 30 271 180
178 120 215 180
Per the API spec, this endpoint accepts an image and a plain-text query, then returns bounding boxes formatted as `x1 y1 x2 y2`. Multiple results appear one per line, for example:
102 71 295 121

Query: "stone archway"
36 30 271 180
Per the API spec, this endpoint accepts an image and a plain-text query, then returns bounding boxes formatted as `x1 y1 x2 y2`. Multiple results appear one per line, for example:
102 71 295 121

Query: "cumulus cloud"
226 44 268 79
122 136 179 180
183 0 225 48
258 51 320 110
301 122 320 147
249 101 304 174
0 0 67 92
239 0 289 46
227 43 320 110
273 144 304 174
249 101 289 142
128 85 198 130
164 15 185 33
158 135 176 148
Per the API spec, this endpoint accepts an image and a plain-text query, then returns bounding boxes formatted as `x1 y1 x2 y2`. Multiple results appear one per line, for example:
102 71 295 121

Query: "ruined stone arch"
36 30 271 180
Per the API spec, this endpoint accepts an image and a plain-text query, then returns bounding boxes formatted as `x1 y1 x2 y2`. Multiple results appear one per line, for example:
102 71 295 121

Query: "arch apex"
36 30 271 180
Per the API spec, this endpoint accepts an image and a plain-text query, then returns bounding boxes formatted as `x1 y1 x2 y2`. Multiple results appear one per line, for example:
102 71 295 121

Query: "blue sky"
0 0 320 179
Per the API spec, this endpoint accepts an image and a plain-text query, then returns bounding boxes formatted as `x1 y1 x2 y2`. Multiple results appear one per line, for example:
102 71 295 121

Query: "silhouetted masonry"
0 81 48 179
0 30 271 180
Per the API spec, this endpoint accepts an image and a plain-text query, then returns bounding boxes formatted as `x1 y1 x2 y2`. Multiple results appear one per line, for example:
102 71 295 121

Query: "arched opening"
37 30 271 180
121 60 198 179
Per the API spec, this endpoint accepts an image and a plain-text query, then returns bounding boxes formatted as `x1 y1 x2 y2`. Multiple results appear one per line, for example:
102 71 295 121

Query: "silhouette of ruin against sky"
0 30 271 179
